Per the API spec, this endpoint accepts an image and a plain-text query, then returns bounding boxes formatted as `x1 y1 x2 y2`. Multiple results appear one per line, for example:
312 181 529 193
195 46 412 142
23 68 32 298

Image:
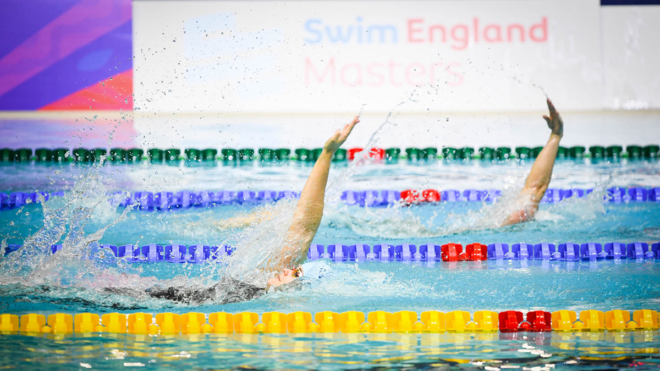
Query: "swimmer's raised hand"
323 116 359 153
543 99 563 138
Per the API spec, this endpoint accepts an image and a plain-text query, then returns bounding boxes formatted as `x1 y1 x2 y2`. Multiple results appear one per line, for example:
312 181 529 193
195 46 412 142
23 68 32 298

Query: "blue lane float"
511 243 533 259
104 244 235 263
340 190 401 207
580 242 609 259
2 187 660 211
558 243 580 261
111 190 302 210
0 191 63 209
4 241 660 262
436 189 502 202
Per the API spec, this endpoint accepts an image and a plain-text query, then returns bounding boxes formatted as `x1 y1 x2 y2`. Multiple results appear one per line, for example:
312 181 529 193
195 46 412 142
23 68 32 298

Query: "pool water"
1 331 659 370
1 158 660 370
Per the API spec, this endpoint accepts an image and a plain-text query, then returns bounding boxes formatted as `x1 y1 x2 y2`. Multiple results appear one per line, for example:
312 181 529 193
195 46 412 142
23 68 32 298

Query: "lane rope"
4 241 659 262
1 187 658 210
1 309 657 335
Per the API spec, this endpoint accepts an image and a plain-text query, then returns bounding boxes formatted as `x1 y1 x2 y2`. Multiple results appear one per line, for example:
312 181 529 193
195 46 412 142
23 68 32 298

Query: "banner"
0 0 132 111
134 0 602 113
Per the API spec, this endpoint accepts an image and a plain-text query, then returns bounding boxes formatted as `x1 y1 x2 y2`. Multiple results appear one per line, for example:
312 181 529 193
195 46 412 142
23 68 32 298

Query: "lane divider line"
1 309 657 335
4 242 658 262
1 187 658 210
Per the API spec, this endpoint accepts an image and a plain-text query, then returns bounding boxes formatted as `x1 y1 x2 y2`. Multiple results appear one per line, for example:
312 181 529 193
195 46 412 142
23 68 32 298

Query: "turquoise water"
1 331 659 370
1 159 660 369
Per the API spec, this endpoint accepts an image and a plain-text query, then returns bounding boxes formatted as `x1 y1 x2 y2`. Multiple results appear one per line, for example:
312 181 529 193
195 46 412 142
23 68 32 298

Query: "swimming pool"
1 157 660 370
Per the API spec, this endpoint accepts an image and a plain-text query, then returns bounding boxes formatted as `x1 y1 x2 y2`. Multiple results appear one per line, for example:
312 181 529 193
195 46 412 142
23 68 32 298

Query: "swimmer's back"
146 277 266 305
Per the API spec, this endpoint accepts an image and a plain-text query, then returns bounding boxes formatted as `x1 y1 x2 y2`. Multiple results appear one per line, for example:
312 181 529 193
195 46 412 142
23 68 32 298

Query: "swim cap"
300 261 331 279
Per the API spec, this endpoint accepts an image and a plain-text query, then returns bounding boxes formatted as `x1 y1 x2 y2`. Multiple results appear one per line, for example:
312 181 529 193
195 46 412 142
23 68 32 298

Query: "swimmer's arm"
214 211 275 230
275 117 359 269
502 99 564 226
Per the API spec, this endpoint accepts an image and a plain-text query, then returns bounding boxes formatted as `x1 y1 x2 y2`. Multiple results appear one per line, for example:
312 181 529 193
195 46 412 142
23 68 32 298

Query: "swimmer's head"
266 266 303 288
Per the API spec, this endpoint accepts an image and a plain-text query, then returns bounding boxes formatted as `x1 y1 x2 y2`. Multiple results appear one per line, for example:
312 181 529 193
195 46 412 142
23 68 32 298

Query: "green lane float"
201 149 218 161
185 149 200 161
90 148 107 163
556 146 568 159
165 149 181 162
479 147 495 160
294 148 310 161
53 148 69 162
457 147 474 160
238 148 254 161
0 148 13 162
258 148 274 161
221 149 238 161
422 147 438 159
148 148 164 163
589 146 605 159
333 148 347 162
515 147 531 159
126 149 144 163
442 147 458 160
496 147 512 160
2 144 660 166
405 148 423 160
35 149 53 162
385 148 401 160
627 145 642 159
644 145 659 159
569 146 586 159
606 145 623 159
73 148 91 163
14 148 32 162
109 148 126 163
274 149 290 161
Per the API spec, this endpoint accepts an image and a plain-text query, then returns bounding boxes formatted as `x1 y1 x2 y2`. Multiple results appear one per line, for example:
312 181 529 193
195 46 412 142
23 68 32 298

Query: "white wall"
602 6 660 110
132 1 660 148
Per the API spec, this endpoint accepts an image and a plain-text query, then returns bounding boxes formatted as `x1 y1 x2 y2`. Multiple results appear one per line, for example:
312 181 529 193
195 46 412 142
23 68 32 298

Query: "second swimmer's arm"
274 117 359 270
214 210 275 230
502 99 564 226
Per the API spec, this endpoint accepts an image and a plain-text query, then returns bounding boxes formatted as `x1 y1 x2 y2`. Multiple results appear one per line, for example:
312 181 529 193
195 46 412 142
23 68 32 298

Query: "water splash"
213 200 298 286
323 171 611 240
0 164 135 287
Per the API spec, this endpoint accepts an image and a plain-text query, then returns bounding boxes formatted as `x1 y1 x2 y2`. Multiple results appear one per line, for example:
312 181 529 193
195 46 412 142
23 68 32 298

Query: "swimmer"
501 98 564 226
111 117 360 305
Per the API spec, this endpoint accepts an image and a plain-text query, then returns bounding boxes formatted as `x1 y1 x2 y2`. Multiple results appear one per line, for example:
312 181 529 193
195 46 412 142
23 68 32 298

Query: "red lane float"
499 311 523 332
401 190 421 203
348 148 363 160
527 311 552 332
441 243 463 261
422 189 440 202
347 148 385 161
401 189 441 204
466 243 487 261
498 310 552 332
